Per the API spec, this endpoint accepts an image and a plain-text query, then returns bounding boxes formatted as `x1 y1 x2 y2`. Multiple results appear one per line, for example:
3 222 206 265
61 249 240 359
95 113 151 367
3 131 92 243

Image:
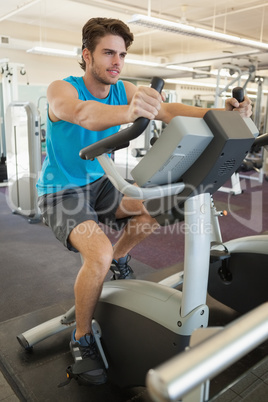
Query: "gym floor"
0 371 19 402
0 172 268 401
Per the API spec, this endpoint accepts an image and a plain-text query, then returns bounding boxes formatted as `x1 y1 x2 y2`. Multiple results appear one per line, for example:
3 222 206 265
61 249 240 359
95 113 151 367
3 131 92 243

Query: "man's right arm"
47 80 132 131
47 80 163 132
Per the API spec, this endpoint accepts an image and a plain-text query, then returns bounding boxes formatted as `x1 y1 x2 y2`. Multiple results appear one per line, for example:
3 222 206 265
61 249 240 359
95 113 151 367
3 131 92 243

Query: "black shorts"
38 176 129 252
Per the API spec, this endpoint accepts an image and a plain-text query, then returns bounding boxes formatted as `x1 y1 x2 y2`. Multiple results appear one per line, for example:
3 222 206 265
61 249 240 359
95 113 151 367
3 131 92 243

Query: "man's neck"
83 74 110 99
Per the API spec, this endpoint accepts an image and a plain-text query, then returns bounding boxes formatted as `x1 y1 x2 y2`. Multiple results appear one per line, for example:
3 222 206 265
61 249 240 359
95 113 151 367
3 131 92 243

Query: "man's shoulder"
63 76 83 85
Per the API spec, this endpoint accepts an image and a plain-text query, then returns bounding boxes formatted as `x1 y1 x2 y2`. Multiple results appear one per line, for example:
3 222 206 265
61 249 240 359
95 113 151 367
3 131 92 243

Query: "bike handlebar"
232 87 244 103
79 77 165 160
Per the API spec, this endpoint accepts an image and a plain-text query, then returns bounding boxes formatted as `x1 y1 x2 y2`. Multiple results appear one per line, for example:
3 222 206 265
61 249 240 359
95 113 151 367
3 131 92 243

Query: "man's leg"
68 219 113 340
113 196 159 261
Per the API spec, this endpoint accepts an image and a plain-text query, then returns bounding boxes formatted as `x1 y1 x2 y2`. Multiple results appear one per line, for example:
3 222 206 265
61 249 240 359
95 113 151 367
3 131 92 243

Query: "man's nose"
112 54 121 64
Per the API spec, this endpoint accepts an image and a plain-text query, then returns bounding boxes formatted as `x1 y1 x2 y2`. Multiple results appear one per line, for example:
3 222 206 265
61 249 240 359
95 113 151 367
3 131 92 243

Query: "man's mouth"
107 69 120 76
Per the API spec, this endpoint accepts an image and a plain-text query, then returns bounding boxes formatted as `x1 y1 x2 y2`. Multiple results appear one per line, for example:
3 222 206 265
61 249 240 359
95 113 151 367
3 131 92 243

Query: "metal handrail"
146 302 268 402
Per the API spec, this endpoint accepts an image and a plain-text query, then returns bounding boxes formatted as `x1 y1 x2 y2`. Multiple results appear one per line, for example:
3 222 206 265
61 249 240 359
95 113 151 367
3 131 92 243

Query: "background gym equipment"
0 61 29 183
16 79 268 390
5 101 41 223
218 71 268 195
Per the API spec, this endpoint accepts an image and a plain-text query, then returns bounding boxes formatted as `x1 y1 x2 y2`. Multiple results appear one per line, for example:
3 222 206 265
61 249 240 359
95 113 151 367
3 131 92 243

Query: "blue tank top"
36 76 127 196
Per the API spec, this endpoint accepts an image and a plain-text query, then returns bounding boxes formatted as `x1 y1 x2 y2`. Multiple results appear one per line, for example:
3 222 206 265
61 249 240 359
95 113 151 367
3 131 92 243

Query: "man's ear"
82 48 91 64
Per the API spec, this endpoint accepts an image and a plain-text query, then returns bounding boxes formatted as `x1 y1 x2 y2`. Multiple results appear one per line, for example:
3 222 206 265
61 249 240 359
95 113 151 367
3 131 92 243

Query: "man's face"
87 34 127 85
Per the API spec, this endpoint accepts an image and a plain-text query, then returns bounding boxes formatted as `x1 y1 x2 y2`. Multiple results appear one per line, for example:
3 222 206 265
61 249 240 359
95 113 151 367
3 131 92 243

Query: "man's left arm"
157 95 252 124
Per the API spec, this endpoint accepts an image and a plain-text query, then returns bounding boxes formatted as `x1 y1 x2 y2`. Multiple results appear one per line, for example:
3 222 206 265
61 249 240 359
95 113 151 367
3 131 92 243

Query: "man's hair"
79 17 134 71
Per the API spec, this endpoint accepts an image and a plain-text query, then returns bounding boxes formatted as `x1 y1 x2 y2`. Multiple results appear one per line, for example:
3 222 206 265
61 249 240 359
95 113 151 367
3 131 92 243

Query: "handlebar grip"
80 77 165 160
232 87 244 103
150 76 165 92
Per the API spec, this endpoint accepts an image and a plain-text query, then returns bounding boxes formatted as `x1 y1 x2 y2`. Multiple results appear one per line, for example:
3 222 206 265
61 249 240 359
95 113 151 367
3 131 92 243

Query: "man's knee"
84 240 113 269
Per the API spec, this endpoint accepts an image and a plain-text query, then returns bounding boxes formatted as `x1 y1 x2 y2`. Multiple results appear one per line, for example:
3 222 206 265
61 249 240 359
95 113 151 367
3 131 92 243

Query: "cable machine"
1 60 41 222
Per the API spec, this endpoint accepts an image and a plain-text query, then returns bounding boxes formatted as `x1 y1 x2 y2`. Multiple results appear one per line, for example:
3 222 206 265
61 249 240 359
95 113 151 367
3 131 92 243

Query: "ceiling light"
165 79 219 88
0 0 42 22
125 58 160 67
165 78 268 96
166 65 194 72
27 46 78 57
128 14 268 52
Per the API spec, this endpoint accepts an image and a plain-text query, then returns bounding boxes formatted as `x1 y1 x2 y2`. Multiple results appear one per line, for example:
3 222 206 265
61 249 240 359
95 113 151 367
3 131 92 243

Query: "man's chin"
106 71 120 83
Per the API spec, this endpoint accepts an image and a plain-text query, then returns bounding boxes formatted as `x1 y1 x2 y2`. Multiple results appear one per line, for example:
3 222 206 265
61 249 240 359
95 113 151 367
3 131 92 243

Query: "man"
37 17 252 385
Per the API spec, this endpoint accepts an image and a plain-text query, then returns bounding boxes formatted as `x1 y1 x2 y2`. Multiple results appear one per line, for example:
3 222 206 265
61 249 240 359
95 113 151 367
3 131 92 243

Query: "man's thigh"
68 219 109 255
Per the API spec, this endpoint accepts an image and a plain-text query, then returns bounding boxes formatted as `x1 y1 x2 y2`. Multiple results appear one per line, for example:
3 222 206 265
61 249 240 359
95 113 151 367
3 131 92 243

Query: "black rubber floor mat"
0 303 152 402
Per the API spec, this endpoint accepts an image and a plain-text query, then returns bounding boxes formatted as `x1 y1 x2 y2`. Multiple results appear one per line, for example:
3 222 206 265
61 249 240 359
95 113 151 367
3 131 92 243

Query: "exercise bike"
17 78 268 387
